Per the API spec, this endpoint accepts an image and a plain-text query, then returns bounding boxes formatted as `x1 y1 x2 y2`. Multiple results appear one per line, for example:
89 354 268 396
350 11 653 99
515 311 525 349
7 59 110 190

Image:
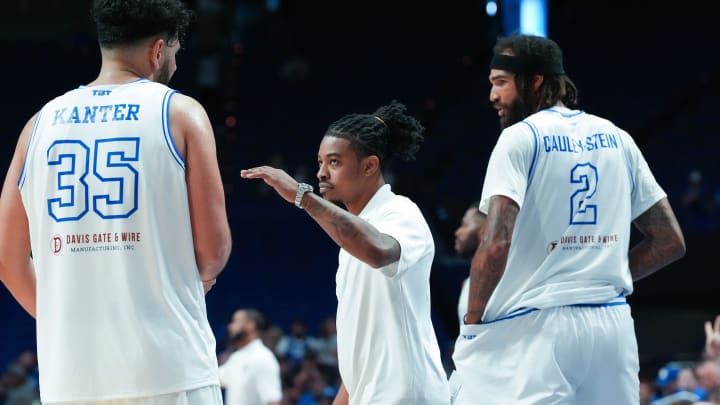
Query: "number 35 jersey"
478 106 666 323
18 79 219 402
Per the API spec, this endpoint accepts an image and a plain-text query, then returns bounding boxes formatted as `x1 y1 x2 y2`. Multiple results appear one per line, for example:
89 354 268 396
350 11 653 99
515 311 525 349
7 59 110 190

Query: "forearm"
628 237 684 281
0 258 36 318
465 241 509 324
195 227 232 281
465 195 517 324
629 198 685 281
302 193 399 268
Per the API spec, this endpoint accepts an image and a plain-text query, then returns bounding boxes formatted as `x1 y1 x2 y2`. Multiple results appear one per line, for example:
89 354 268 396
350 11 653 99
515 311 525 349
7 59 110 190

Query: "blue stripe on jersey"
18 110 44 189
615 126 636 194
481 307 539 324
478 295 628 326
520 120 540 188
161 90 185 169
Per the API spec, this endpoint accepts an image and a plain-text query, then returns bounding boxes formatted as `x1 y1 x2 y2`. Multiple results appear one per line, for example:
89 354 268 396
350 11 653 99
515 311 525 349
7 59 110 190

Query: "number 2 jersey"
478 106 666 322
18 79 219 402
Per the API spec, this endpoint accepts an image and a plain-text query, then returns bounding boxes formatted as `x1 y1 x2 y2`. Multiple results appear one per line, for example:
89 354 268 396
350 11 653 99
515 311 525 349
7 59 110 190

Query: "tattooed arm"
629 197 685 281
301 192 400 268
465 195 519 324
240 166 400 268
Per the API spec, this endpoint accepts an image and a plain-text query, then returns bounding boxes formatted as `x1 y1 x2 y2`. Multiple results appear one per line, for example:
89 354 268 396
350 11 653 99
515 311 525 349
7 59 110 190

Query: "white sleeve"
479 123 536 212
373 200 433 278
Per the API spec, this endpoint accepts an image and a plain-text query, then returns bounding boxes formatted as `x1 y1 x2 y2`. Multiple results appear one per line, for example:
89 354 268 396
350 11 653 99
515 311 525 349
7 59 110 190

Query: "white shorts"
452 303 639 405
47 385 222 405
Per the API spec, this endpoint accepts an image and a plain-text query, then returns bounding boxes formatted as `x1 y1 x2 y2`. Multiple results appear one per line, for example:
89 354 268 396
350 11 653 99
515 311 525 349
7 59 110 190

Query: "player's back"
484 106 641 320
19 79 219 402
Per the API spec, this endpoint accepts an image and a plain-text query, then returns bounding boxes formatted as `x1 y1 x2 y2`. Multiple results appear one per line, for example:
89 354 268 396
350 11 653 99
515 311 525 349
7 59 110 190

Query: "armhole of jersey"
520 120 540 190
162 89 186 170
615 126 636 194
18 110 44 190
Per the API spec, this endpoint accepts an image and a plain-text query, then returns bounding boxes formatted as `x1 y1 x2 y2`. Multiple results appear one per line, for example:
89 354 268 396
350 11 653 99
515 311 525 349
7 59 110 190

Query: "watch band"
294 183 314 209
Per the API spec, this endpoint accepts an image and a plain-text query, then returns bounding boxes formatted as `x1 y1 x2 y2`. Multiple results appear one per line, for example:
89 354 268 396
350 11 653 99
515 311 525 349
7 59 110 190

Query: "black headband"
489 54 565 75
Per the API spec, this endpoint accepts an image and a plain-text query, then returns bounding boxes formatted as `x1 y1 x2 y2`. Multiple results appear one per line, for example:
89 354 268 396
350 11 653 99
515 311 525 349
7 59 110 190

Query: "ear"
362 155 380 177
532 74 544 92
148 38 165 71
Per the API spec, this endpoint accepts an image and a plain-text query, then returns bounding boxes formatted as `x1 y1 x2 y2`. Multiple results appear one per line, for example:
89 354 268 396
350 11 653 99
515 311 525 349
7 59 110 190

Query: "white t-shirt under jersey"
335 184 450 405
478 106 666 322
19 79 219 402
219 339 282 405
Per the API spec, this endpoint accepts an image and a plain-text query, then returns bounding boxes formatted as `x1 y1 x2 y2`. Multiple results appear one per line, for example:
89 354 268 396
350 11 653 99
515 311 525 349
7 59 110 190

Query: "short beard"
154 58 172 85
230 330 249 346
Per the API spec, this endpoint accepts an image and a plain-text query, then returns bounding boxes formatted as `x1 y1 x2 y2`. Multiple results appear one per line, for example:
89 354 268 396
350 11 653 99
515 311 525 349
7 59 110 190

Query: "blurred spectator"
309 317 338 377
219 309 282 405
452 200 486 326
680 169 712 231
263 324 285 355
0 363 39 405
276 319 312 365
293 352 328 405
641 377 656 405
653 363 702 403
696 360 720 394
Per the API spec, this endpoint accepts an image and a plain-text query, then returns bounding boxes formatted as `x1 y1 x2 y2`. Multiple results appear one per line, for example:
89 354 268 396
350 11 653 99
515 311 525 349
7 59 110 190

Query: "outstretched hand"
705 314 720 360
240 166 299 204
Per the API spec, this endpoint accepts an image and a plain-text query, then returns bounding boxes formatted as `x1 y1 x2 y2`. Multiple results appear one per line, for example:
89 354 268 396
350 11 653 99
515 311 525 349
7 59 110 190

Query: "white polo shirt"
335 184 450 405
218 339 282 405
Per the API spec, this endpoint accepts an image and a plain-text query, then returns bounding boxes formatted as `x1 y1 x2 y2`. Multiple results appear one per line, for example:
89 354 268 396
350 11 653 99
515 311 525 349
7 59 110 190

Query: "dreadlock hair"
92 0 194 48
325 100 425 166
493 35 579 112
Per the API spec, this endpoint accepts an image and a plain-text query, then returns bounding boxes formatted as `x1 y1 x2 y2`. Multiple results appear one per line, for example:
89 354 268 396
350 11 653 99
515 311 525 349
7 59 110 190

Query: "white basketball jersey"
478 106 666 322
19 79 219 402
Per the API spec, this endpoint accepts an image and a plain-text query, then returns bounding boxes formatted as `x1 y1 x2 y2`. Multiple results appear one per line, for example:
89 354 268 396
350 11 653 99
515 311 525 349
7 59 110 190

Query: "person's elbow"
366 240 401 269
196 231 232 279
668 229 686 264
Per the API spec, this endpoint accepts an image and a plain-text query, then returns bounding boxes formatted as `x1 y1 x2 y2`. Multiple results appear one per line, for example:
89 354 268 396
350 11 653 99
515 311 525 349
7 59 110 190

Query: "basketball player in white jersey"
241 101 451 405
0 1 231 404
452 34 686 404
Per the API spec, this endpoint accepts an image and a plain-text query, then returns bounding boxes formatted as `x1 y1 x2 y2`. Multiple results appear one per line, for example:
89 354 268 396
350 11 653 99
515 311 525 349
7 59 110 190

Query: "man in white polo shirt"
219 309 281 405
241 100 450 405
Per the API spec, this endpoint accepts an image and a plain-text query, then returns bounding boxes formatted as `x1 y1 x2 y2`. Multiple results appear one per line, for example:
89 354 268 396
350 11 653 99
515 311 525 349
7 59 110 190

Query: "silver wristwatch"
294 183 314 209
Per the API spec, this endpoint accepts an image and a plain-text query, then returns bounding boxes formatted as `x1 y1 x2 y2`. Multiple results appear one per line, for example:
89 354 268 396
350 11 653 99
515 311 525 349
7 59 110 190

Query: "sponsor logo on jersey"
51 231 142 255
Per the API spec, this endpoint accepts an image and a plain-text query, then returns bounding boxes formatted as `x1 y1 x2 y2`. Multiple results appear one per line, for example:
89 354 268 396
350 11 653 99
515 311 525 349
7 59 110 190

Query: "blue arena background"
0 0 717 387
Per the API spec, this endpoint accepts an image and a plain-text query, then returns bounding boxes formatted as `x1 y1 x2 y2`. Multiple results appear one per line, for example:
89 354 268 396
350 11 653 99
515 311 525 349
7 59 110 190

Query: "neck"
234 334 257 350
88 50 151 86
343 176 386 216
